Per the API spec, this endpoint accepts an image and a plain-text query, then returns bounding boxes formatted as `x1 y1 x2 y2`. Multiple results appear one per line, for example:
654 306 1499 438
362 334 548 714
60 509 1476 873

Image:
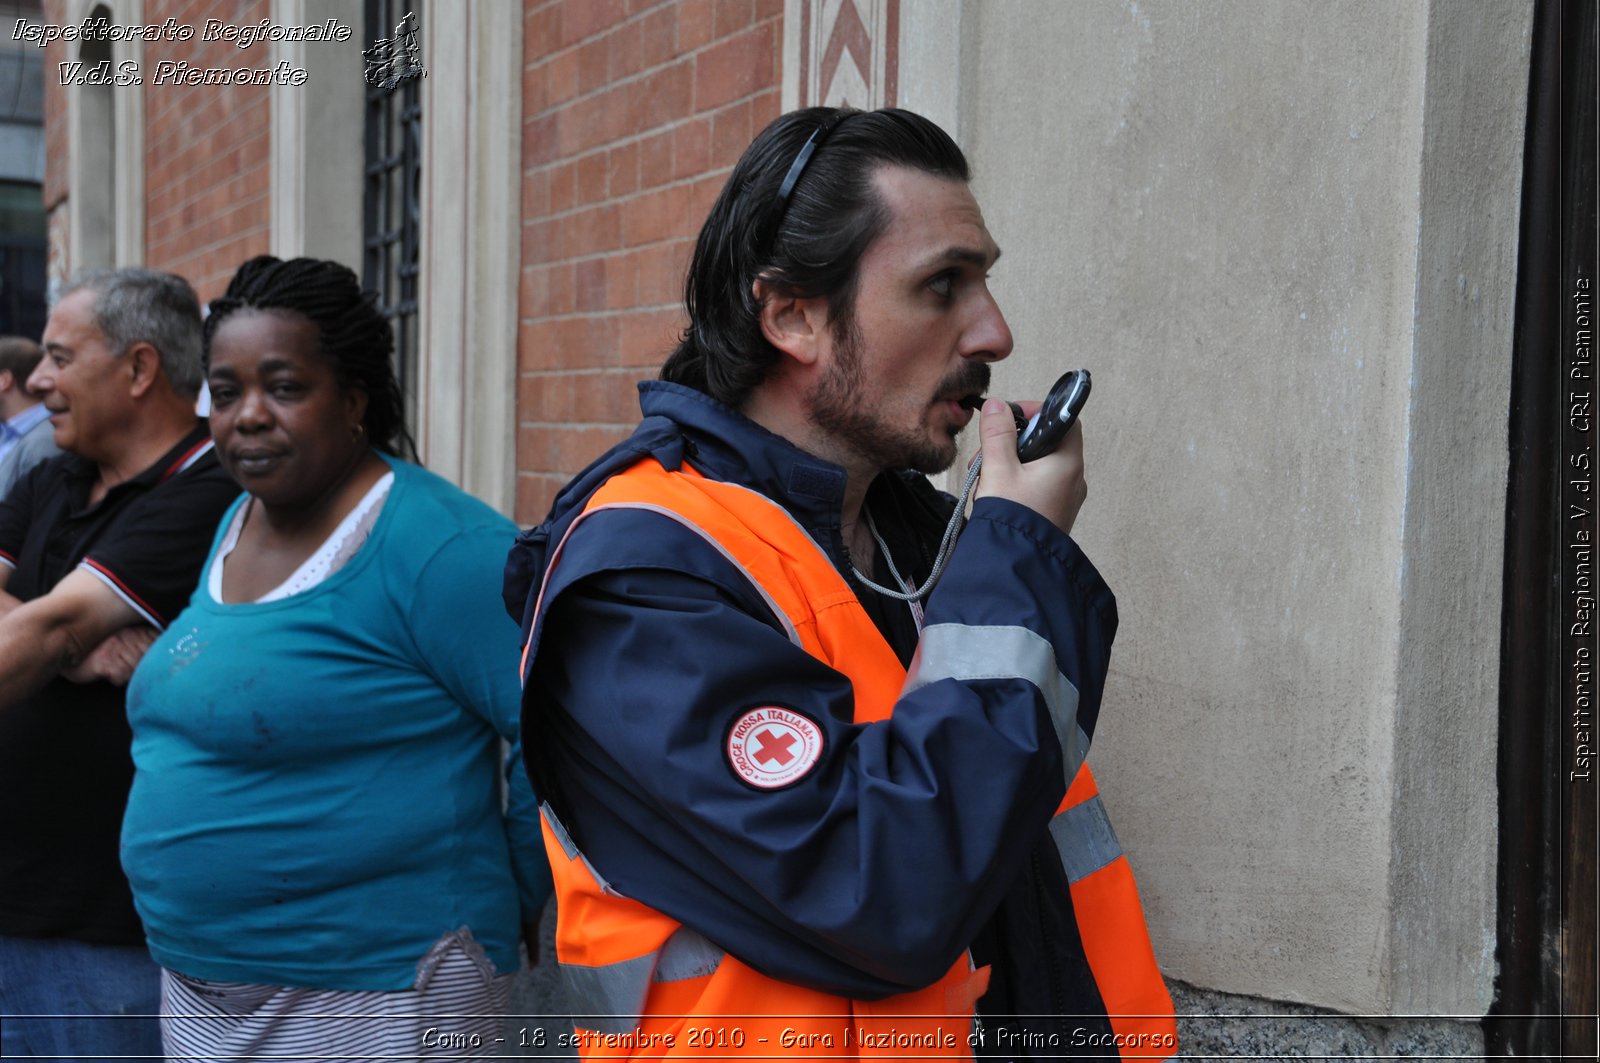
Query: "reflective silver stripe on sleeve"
1048 794 1123 883
903 623 1089 779
654 926 725 982
562 932 727 1037
564 952 656 1035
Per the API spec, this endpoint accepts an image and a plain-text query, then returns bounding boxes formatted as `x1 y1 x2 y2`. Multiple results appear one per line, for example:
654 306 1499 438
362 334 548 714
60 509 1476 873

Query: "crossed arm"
0 566 152 705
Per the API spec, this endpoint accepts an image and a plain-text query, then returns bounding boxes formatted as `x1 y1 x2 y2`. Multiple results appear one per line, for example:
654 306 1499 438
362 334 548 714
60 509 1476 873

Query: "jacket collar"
637 381 957 583
64 420 213 486
503 380 955 631
504 381 854 637
637 380 853 542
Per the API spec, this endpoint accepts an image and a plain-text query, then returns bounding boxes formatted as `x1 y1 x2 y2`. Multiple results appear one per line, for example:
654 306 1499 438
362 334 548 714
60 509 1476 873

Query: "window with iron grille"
362 0 423 438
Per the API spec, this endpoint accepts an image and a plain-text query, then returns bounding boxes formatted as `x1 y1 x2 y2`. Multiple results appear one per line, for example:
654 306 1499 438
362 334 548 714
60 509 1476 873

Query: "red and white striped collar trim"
160 437 215 482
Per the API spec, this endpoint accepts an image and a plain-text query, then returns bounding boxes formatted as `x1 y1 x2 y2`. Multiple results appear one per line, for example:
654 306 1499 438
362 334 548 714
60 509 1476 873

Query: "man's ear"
124 342 163 398
753 278 829 368
0 369 13 395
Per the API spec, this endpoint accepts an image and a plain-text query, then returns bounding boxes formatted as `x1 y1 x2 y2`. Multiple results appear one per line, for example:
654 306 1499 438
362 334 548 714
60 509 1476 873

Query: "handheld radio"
1010 369 1091 462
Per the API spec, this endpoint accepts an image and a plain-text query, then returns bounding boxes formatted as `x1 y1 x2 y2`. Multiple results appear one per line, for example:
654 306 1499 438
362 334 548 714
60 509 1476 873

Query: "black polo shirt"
0 422 240 944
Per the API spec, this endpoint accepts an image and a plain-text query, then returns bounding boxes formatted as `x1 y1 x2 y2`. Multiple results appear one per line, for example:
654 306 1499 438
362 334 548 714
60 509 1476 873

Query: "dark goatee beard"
807 324 990 475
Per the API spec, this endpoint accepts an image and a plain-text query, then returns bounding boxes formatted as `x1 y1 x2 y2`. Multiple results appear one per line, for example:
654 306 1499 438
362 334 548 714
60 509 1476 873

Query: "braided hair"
204 256 414 458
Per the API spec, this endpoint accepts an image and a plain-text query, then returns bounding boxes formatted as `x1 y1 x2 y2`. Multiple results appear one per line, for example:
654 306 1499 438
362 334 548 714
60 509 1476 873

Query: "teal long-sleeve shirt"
122 455 551 990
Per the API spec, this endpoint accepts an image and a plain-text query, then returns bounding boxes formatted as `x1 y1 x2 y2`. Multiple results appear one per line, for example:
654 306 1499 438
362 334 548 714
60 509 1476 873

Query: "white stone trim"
56 0 144 274
417 3 521 514
62 0 107 272
782 0 802 113
782 0 901 112
111 0 142 266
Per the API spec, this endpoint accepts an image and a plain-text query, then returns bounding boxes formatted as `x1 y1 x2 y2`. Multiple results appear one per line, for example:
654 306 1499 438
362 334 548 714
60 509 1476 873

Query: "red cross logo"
753 728 797 766
727 708 825 790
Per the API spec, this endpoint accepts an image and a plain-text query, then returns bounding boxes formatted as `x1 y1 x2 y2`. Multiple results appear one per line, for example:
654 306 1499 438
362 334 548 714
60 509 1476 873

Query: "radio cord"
850 452 985 606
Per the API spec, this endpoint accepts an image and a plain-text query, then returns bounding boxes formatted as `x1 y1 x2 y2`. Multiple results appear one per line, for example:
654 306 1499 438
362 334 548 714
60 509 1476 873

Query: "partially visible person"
0 269 237 1063
0 335 61 499
120 256 551 1060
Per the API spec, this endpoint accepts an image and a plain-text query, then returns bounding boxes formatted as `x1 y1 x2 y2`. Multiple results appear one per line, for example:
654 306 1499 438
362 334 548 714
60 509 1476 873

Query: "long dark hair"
660 107 970 408
204 256 415 458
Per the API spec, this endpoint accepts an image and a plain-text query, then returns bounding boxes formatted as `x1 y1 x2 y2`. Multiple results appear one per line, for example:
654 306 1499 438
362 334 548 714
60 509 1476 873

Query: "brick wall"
143 0 271 299
515 0 782 523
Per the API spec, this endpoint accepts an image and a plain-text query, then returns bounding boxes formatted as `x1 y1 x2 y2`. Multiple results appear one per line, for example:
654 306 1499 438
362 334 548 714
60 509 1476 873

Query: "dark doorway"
1489 0 1598 1058
362 0 424 447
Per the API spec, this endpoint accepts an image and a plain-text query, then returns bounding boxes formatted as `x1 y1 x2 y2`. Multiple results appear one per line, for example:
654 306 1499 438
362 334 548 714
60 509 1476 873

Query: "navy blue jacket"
506 382 1120 1025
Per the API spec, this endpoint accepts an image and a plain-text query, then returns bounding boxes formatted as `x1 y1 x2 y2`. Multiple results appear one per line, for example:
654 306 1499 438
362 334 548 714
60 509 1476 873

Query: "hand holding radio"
1012 369 1091 462
854 370 1094 601
972 369 1091 535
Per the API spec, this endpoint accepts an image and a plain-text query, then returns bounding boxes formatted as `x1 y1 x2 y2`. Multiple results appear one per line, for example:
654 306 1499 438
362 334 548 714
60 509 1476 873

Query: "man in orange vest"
506 107 1177 1059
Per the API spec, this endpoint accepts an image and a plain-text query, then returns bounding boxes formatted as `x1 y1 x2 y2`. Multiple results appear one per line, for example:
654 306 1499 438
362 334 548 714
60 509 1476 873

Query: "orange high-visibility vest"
530 457 1177 1060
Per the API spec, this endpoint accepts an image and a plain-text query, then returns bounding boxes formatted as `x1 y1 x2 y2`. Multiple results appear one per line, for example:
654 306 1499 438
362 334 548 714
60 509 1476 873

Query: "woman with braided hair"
118 256 550 1058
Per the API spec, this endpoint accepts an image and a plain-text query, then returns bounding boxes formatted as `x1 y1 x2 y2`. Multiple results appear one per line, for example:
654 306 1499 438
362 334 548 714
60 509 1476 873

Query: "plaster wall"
908 0 1530 1014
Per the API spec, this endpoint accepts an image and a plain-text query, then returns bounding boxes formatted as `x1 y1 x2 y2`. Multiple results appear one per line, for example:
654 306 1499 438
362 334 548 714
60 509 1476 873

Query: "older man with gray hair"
0 269 240 1062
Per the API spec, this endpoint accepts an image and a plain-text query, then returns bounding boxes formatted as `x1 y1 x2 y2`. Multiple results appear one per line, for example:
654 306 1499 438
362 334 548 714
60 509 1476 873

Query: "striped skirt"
160 930 514 1061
